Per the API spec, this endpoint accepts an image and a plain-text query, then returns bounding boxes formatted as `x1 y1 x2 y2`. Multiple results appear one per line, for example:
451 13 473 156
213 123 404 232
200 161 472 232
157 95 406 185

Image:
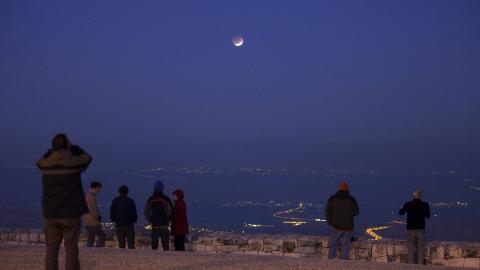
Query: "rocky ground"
0 243 467 270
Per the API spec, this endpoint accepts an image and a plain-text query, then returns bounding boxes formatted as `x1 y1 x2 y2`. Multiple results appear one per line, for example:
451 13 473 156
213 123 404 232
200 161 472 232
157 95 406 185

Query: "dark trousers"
44 217 81 270
85 225 106 247
407 230 425 264
174 234 186 251
116 225 135 249
151 226 169 250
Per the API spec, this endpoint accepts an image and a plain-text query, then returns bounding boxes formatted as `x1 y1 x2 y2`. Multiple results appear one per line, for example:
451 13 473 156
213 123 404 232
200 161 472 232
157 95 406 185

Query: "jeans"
85 225 106 247
174 234 186 251
151 226 170 250
328 227 353 260
116 225 135 249
407 230 425 264
44 217 81 270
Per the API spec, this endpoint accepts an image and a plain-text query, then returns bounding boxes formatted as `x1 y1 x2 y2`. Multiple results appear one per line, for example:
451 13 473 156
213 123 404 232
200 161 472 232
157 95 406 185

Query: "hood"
173 189 184 200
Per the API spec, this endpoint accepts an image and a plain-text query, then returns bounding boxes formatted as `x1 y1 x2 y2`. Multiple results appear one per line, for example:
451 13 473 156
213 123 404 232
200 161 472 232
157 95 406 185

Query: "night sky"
1 0 479 171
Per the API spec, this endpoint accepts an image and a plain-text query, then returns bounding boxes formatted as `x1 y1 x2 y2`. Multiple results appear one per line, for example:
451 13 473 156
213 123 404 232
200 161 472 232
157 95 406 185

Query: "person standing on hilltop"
171 189 189 251
399 190 430 264
83 181 106 247
325 181 359 260
145 181 173 250
110 185 138 249
37 134 92 270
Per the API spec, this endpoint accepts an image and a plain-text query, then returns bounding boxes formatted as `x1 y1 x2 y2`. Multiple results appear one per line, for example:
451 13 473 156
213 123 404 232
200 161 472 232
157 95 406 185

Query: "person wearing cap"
110 185 138 249
144 181 173 250
325 181 359 260
399 190 430 264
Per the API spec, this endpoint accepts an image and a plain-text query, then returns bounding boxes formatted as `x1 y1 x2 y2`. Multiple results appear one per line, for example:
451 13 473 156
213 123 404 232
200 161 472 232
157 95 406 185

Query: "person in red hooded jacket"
171 189 188 251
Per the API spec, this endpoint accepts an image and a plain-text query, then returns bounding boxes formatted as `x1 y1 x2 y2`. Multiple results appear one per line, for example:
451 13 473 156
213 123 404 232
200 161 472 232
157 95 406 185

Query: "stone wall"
1 229 479 268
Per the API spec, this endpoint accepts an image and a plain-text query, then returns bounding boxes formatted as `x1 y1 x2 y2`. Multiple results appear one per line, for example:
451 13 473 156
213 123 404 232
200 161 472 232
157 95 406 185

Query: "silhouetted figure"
83 181 106 247
145 181 172 250
399 190 430 264
110 185 138 249
325 181 359 260
171 189 189 251
37 134 92 270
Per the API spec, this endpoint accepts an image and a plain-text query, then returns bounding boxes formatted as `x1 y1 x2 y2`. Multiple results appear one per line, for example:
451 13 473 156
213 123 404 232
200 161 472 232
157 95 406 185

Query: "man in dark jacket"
144 181 172 250
37 134 92 270
171 189 188 251
325 181 359 260
399 190 430 264
110 185 138 249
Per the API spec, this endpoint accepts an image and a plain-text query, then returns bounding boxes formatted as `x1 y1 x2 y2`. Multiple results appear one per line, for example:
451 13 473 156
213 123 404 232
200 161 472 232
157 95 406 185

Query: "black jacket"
110 194 138 226
144 192 172 227
37 146 92 219
399 199 430 230
325 191 359 230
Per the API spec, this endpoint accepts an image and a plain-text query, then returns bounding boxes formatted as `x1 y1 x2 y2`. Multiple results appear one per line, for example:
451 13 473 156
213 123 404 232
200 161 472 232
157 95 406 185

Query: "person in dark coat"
171 189 189 251
325 181 359 260
399 190 430 264
37 134 92 270
144 181 172 250
110 185 138 249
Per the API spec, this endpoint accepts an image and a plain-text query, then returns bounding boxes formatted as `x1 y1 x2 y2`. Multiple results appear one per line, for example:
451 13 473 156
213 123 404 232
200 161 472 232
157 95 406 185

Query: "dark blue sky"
1 0 479 171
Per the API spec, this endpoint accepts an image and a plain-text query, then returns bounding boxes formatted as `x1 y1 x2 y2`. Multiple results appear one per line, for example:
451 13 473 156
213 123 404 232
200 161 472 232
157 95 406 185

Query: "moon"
232 35 244 47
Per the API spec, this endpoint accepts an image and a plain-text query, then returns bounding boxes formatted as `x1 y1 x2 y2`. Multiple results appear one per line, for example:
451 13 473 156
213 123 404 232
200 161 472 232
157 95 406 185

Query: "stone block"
185 243 194 251
372 243 387 258
205 245 217 252
446 245 462 259
281 240 296 253
217 245 239 253
263 237 282 247
386 244 395 256
297 236 316 247
243 251 259 255
297 246 315 254
430 245 445 259
447 258 465 267
39 233 45 243
464 258 480 268
284 252 301 258
193 244 206 252
321 239 329 248
248 238 263 251
263 245 278 252
373 256 388 263
272 251 284 256
394 244 407 255
357 248 371 261
463 246 480 258
432 258 448 266
28 230 41 243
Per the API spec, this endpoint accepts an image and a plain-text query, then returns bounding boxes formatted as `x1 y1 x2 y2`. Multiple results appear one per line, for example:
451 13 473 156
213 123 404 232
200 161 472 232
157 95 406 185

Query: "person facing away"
325 181 359 260
171 189 189 251
399 190 430 264
83 181 106 247
110 185 138 249
144 181 173 250
37 134 92 270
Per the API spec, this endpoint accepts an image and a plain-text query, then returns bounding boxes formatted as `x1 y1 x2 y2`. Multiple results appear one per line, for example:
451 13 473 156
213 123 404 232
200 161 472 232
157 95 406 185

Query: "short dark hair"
91 182 102 189
51 134 70 151
118 185 129 195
